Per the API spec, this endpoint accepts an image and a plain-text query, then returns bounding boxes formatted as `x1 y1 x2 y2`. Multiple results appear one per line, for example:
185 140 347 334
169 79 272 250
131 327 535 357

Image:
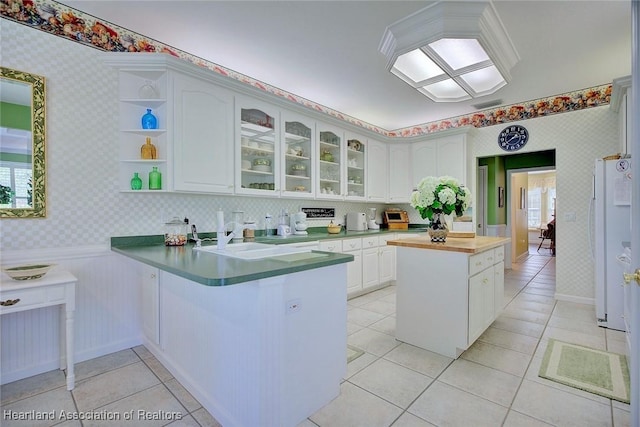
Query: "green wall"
479 149 555 225
0 101 31 131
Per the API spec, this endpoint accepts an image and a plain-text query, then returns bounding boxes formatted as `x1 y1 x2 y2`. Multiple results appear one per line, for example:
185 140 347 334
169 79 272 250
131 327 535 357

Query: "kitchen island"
112 238 353 427
387 235 510 359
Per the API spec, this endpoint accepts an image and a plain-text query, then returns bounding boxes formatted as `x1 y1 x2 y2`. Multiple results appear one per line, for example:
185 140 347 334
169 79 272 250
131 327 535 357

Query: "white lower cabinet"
341 239 363 295
140 264 160 346
468 247 505 344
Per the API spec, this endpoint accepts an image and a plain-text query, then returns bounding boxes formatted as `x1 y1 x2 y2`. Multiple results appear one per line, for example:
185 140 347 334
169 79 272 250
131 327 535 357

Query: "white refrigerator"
593 158 632 331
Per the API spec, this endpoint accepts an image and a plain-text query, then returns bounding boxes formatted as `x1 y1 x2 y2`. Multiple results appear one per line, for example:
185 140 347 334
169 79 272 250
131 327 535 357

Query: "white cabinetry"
281 111 315 197
345 133 367 201
388 143 412 203
173 73 234 193
141 264 160 346
236 97 280 195
111 64 169 192
395 242 506 358
342 238 363 295
411 133 471 187
317 123 344 199
366 139 388 202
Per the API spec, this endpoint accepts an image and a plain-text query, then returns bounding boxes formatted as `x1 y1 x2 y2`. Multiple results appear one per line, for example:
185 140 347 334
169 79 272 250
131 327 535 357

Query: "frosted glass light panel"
318 130 342 197
346 138 365 198
460 65 506 95
428 38 489 70
284 119 313 196
391 49 444 83
420 79 469 102
240 108 276 192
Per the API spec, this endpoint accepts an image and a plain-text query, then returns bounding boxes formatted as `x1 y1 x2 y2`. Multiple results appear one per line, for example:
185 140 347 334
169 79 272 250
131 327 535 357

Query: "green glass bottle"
149 167 162 190
130 172 143 190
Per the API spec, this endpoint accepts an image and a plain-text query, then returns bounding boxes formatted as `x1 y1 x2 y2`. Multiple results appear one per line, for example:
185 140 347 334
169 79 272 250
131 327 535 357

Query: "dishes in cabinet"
347 139 362 151
242 159 252 170
290 163 307 176
252 158 272 172
320 150 334 162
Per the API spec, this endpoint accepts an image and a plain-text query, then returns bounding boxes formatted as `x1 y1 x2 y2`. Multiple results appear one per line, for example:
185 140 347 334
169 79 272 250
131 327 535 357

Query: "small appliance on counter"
383 209 409 230
367 207 380 230
346 212 368 231
290 211 309 235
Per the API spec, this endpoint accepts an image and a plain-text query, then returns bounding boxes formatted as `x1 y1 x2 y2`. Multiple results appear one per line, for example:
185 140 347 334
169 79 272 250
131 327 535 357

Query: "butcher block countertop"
387 235 511 254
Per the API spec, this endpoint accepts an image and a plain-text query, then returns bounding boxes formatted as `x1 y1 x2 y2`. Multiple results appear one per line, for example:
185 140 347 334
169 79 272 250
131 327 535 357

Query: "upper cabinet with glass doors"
281 112 314 198
345 133 366 200
316 123 344 199
236 98 280 195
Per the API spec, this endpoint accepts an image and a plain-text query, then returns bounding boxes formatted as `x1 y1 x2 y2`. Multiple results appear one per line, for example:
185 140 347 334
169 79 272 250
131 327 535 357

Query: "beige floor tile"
347 320 366 335
82 384 186 427
369 315 396 336
512 380 612 427
552 301 596 323
522 287 556 297
491 316 545 338
349 358 433 409
390 412 436 426
360 300 396 316
345 351 378 379
296 419 319 427
613 406 631 427
514 292 556 306
438 359 521 407
608 338 630 356
503 410 554 426
607 328 628 343
383 343 453 378
478 327 540 355
309 381 402 427
143 356 174 382
133 345 154 360
348 328 401 357
165 414 200 426
547 315 606 336
348 306 387 327
1 386 77 427
164 378 202 412
1 369 66 405
501 307 551 325
461 340 532 377
408 381 508 427
74 349 141 382
190 407 222 427
541 326 606 351
379 292 396 304
72 362 160 412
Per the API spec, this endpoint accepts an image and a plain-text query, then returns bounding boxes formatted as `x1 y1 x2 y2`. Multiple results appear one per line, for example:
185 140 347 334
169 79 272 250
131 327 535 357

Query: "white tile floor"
0 245 631 426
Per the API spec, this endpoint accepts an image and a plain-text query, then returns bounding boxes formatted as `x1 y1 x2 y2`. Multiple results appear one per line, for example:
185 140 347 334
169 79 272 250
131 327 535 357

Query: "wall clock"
498 125 529 151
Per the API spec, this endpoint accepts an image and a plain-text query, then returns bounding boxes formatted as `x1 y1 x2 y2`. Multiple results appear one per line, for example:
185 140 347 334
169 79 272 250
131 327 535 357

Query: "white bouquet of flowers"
410 176 471 222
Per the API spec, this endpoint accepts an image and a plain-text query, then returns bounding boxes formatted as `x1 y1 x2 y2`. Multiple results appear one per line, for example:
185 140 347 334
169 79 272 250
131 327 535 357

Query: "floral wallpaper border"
1 0 612 138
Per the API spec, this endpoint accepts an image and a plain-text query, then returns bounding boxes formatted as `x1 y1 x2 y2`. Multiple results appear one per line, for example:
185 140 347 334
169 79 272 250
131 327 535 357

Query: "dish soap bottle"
141 137 157 159
141 108 158 129
149 166 162 190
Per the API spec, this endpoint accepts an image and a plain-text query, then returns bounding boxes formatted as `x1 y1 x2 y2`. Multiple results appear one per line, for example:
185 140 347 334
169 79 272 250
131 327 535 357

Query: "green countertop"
111 227 427 287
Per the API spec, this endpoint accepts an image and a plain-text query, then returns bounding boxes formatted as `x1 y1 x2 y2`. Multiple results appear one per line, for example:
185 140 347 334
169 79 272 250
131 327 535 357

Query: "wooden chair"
537 222 555 253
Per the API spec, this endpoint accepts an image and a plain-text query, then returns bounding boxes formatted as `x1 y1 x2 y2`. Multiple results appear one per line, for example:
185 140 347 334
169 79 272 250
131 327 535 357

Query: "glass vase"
130 172 142 190
141 108 158 129
428 212 449 242
149 166 162 190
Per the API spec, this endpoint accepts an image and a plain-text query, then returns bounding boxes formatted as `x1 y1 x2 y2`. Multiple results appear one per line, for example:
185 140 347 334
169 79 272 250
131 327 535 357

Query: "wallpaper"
1 0 612 138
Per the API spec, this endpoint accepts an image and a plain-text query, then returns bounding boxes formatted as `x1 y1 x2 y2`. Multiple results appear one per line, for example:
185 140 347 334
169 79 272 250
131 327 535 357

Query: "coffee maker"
290 211 308 235
367 207 380 230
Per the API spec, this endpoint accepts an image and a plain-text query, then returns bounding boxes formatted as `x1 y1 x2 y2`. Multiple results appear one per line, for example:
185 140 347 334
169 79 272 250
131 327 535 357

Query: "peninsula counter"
387 236 511 359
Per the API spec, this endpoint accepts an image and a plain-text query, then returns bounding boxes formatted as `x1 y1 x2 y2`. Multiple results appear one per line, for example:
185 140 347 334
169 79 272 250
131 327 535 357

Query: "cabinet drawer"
362 236 379 249
494 246 504 263
469 250 491 276
483 249 496 266
0 284 67 313
319 240 343 253
342 238 362 252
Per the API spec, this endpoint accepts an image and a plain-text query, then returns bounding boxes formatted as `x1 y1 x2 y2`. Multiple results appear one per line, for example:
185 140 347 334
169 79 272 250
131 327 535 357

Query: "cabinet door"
379 245 395 283
361 247 380 289
411 141 437 187
281 111 314 198
141 265 160 345
366 139 388 202
317 123 344 199
173 73 234 193
388 143 411 203
237 97 280 195
494 261 505 316
468 268 494 344
436 135 467 185
345 133 366 200
347 251 363 295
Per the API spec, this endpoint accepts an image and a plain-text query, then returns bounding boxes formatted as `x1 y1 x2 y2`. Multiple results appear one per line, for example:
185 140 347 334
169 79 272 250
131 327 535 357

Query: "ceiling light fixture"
379 1 519 102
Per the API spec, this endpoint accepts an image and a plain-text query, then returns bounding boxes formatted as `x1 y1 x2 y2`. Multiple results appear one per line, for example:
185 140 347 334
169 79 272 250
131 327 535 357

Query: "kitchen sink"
194 242 312 260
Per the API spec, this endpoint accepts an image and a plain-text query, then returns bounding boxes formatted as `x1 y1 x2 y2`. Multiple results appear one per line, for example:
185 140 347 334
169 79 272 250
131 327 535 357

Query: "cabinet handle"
482 278 488 284
487 256 493 261
150 273 156 279
0 298 21 307
475 261 482 266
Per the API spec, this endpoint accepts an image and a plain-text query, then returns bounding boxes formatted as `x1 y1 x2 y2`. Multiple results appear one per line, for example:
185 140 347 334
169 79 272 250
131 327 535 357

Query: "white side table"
0 269 77 390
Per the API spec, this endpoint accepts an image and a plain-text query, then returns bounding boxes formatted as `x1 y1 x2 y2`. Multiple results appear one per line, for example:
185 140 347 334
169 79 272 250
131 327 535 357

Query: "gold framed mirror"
0 67 46 218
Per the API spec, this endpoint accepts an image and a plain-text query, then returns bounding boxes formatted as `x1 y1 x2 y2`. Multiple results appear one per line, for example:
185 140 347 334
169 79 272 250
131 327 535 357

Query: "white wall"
473 109 619 302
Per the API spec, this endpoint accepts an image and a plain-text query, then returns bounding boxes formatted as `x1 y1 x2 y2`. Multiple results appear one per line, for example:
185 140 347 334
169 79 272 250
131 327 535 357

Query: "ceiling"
61 0 632 131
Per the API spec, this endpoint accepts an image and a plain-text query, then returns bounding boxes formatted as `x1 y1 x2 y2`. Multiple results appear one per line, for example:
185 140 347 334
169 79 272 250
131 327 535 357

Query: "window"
528 187 542 228
0 162 32 208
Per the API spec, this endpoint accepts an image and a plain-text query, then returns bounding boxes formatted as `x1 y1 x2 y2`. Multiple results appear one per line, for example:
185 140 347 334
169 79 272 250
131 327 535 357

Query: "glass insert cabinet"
282 112 314 198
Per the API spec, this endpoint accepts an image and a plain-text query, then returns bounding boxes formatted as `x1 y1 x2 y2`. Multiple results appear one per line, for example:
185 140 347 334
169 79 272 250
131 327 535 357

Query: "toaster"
346 212 368 231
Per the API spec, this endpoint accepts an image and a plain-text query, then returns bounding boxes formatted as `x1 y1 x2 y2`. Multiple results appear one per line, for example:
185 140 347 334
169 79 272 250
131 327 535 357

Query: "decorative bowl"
253 158 271 166
327 222 342 234
3 264 56 281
